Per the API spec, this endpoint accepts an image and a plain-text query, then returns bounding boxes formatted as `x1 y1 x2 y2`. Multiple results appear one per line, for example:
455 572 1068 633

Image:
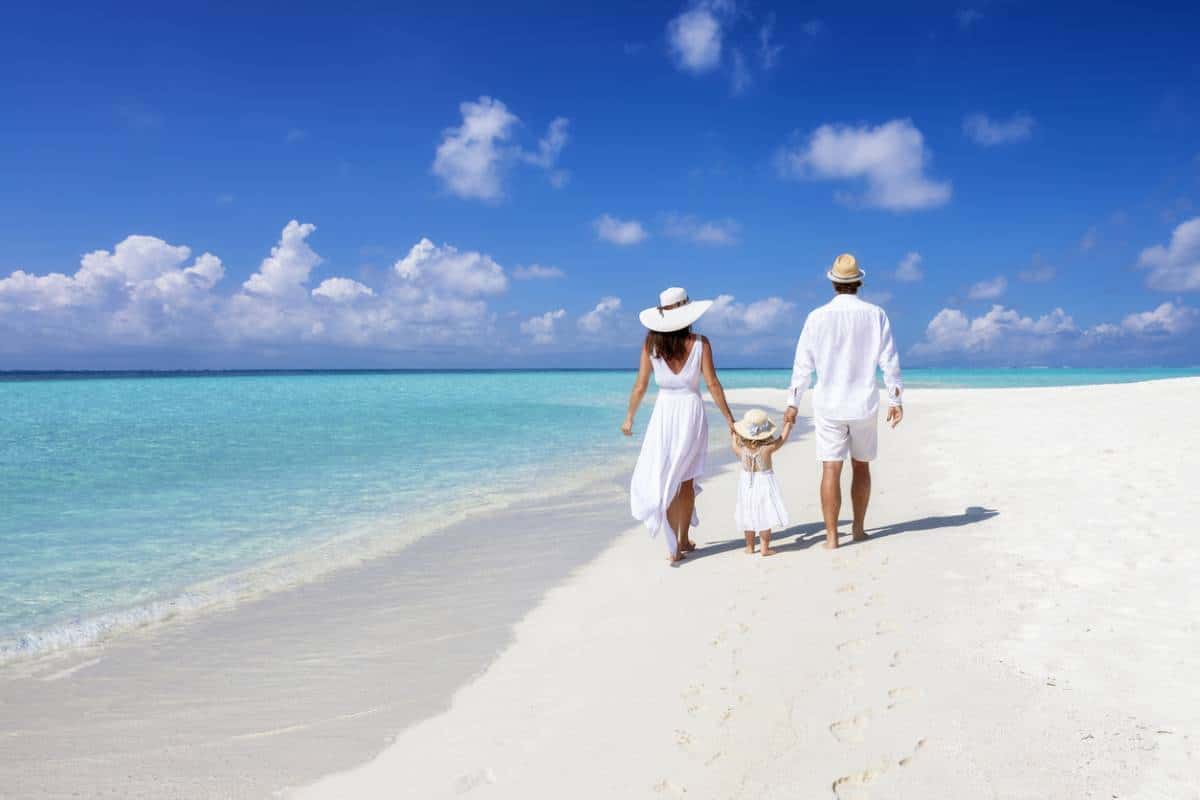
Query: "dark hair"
645 326 693 362
833 281 861 294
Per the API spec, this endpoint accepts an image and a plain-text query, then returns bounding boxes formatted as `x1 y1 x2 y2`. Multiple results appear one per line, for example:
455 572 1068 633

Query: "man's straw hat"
733 409 778 441
827 253 866 284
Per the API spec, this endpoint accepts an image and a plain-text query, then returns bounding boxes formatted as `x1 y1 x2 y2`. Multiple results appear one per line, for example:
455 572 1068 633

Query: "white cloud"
512 264 565 280
520 117 571 188
432 96 519 201
777 119 952 211
704 294 794 335
914 305 1076 356
1137 217 1200 291
1116 301 1197 336
967 275 1007 300
1018 255 1055 283
312 277 374 302
578 296 622 334
759 15 783 69
594 214 649 245
663 214 740 245
285 128 308 144
895 251 924 282
667 5 725 73
393 238 508 296
963 112 1035 146
0 223 524 357
520 308 566 344
243 220 322 298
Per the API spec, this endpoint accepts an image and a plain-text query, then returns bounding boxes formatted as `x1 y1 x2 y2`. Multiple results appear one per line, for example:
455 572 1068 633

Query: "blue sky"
1 1 1198 369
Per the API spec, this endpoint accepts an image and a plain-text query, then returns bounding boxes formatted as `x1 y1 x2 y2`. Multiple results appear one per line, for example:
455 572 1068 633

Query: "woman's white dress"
630 338 708 555
734 447 789 532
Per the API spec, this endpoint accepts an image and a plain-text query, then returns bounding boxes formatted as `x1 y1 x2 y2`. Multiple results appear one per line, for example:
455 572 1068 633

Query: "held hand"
783 406 799 425
621 418 634 436
886 405 904 428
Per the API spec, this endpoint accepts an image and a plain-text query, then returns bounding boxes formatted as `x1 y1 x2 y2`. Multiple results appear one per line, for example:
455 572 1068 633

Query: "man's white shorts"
814 414 878 462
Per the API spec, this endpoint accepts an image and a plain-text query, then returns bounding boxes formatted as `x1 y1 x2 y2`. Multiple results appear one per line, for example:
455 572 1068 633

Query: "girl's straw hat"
734 409 777 441
827 253 866 284
639 287 714 332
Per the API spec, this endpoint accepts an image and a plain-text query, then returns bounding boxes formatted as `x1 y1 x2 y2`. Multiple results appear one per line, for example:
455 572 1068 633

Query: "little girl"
731 408 794 557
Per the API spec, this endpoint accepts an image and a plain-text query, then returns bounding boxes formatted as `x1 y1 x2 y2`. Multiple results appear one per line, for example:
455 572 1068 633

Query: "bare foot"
680 539 697 552
745 545 755 554
823 539 839 550
669 551 685 566
852 530 869 542
760 548 777 557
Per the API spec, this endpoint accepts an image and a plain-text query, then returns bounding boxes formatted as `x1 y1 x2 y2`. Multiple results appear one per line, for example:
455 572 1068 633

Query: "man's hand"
886 405 904 428
783 406 799 425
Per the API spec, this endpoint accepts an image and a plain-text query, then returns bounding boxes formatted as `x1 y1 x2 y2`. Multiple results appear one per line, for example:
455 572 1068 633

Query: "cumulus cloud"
0 221 516 357
759 15 783 69
512 264 565 280
895 251 924 282
312 277 374 302
432 97 569 200
667 4 726 73
520 308 567 344
704 294 795 335
777 119 952 211
594 214 649 245
663 214 740 245
1114 301 1197 336
967 275 1007 300
393 238 507 296
1137 217 1200 291
578 296 622 334
963 112 1035 146
914 305 1076 356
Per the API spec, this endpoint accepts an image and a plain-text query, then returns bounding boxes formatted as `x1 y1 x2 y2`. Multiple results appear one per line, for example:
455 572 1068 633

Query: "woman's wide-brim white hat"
639 287 714 332
826 252 866 284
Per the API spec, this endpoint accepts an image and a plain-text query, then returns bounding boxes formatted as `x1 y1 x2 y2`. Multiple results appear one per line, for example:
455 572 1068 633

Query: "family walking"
623 254 904 564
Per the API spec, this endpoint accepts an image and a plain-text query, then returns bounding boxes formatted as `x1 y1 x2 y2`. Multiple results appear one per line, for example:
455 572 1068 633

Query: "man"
782 253 903 550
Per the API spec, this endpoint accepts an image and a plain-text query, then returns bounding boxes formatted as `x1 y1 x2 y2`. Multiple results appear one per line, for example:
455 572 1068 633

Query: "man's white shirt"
788 294 903 421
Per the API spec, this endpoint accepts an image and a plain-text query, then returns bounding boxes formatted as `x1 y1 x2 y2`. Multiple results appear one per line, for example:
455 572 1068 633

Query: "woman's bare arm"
621 343 653 436
699 336 736 433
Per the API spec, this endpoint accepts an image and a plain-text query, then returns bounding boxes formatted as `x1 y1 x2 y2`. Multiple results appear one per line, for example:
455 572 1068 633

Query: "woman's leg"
744 531 756 553
664 490 684 562
760 529 776 557
677 479 696 551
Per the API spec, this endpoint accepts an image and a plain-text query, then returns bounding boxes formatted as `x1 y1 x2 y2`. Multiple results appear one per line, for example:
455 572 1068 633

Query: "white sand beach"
299 380 1200 799
4 379 1199 798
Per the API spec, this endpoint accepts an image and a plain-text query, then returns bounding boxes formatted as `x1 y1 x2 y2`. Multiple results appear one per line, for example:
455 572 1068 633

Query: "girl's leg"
677 480 696 551
760 529 776 557
664 491 684 562
744 531 756 553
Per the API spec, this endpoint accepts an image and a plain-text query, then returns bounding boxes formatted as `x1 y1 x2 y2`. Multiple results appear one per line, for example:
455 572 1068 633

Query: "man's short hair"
833 280 861 294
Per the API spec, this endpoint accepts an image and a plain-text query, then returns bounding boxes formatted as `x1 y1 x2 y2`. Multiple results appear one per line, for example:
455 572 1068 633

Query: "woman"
622 287 737 564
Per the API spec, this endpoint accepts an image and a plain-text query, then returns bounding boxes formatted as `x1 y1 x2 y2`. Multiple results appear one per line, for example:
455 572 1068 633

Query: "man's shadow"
686 507 998 561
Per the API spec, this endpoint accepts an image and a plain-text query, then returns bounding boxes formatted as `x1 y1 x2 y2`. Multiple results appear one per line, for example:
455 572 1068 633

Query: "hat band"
657 297 690 315
748 421 771 435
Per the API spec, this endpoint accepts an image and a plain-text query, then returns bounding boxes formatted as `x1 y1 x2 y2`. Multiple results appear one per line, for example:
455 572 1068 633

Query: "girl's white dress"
630 337 708 555
735 446 789 532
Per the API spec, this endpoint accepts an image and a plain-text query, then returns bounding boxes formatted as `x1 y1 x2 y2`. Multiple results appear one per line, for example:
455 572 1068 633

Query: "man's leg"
850 459 871 541
820 461 843 549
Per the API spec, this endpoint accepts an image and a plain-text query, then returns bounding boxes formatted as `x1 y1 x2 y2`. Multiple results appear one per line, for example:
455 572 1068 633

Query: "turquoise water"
2 367 1198 660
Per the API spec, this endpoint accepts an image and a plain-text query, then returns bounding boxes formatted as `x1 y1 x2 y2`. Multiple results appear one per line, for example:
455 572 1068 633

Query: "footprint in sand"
837 582 857 593
834 607 859 620
454 768 497 794
836 638 866 654
889 650 905 668
887 687 917 708
653 778 688 795
674 729 694 749
829 713 871 743
832 760 890 799
898 738 928 767
874 620 895 636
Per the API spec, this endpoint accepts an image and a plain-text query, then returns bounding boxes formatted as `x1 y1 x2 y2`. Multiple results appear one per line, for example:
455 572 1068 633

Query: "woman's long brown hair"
645 326 692 363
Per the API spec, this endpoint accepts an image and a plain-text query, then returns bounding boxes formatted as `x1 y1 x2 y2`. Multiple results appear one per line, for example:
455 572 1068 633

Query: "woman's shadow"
686 506 999 560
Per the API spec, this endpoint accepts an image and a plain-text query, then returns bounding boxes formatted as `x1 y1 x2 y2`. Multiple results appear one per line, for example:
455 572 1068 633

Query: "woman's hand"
621 417 634 436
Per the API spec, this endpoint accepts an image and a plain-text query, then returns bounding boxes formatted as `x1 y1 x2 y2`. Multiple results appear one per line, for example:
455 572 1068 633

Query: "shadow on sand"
681 506 999 563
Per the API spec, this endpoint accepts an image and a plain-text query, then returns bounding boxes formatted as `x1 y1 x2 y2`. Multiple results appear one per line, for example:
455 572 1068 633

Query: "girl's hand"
621 418 634 436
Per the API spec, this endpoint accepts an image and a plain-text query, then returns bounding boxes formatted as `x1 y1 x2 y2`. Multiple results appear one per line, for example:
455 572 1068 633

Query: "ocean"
2 367 1197 661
